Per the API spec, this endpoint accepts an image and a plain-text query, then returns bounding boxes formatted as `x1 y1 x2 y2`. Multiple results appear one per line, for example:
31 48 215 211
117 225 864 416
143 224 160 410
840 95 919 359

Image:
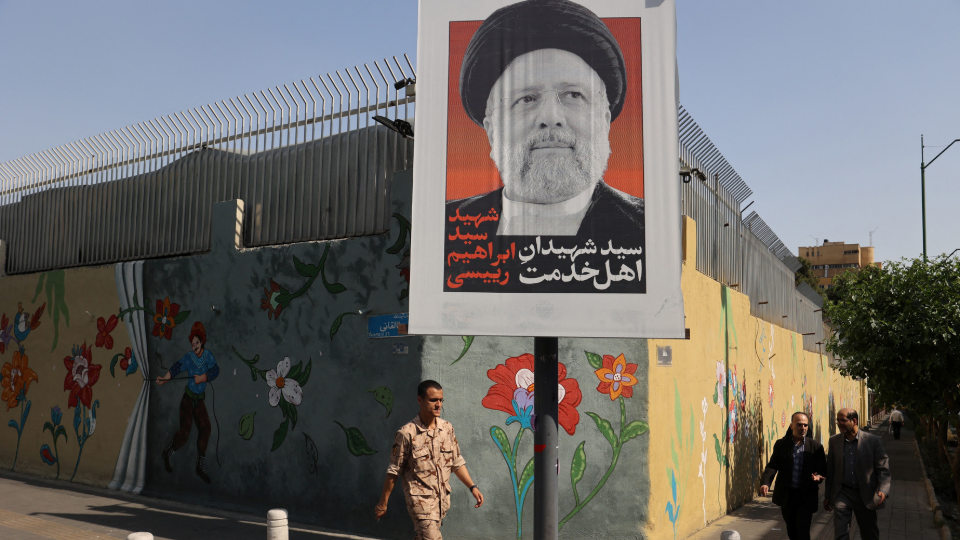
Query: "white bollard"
127 534 154 540
720 531 741 540
267 508 289 540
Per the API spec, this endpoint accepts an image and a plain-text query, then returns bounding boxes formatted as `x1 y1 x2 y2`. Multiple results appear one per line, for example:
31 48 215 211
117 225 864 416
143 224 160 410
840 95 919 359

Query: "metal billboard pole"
533 336 559 540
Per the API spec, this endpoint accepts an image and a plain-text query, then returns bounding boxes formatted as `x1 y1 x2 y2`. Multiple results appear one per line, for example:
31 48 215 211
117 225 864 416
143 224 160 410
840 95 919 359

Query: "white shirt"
890 410 903 422
496 185 594 236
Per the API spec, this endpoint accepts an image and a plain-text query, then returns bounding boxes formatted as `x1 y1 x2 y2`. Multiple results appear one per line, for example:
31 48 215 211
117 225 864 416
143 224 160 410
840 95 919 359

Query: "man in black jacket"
760 412 827 540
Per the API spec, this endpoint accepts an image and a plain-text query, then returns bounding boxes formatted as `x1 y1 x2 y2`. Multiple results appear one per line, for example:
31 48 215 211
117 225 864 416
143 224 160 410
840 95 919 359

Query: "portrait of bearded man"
446 0 644 238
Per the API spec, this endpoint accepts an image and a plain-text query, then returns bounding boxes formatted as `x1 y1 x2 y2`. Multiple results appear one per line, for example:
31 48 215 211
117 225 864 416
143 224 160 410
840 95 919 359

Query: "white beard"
491 123 611 204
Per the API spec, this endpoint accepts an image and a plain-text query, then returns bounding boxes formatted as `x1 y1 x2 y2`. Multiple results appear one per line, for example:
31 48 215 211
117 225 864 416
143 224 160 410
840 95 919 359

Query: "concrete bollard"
267 508 289 540
720 531 741 540
127 534 154 540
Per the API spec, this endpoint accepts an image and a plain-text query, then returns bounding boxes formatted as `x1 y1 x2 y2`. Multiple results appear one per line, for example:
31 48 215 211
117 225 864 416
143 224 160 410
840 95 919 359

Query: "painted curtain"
108 261 150 493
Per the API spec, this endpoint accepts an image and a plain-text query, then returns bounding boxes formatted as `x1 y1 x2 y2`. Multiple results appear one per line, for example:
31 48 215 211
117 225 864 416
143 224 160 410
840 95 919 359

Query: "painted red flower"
63 344 101 409
152 297 180 340
482 353 582 436
119 347 132 371
594 353 639 400
95 315 119 349
260 279 285 320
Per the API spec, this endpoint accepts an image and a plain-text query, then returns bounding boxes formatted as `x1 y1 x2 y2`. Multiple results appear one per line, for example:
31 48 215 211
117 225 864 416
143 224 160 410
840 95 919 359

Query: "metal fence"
679 107 827 354
0 55 416 273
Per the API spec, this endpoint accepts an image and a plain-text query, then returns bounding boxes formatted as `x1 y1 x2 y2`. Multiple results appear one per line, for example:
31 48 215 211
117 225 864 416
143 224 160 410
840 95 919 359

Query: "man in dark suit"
824 408 891 540
444 0 645 294
760 412 827 540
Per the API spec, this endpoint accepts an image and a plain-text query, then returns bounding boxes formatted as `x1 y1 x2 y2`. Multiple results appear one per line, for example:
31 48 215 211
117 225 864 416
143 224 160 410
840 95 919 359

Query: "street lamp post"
920 135 960 259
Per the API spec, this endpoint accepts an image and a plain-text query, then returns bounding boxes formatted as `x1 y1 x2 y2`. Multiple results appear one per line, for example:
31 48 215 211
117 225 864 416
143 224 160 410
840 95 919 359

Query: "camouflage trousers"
414 519 441 540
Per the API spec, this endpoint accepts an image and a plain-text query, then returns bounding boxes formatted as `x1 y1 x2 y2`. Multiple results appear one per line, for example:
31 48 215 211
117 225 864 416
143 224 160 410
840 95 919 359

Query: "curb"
914 436 953 540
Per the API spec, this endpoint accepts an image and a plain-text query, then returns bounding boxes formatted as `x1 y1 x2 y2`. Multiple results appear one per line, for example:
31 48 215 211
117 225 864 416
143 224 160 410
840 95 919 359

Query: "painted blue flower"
505 388 534 430
51 405 62 426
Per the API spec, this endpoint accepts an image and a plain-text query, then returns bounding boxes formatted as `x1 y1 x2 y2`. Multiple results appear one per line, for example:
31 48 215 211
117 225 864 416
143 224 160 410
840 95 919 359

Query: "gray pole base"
534 337 559 540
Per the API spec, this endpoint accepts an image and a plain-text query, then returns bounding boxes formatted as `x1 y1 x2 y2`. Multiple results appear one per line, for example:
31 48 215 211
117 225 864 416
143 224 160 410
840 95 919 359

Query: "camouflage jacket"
386 416 466 520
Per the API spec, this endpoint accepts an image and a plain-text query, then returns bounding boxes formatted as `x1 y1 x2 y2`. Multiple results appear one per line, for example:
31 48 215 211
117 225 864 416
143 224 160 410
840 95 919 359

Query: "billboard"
410 0 684 338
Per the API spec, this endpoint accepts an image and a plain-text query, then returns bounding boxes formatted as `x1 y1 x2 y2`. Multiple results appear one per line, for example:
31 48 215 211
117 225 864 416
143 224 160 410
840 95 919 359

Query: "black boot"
162 443 175 473
195 453 211 484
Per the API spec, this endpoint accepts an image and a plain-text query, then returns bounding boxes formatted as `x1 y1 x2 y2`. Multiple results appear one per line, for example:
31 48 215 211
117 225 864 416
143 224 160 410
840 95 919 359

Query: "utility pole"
533 337 559 540
920 135 960 260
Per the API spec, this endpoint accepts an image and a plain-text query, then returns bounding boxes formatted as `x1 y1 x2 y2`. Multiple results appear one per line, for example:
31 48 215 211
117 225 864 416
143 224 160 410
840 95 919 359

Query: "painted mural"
0 267 141 487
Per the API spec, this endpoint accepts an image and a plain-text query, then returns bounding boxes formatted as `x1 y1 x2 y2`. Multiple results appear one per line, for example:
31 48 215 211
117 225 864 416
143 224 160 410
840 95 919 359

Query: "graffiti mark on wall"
34 271 67 351
63 343 101 481
481 353 582 539
232 347 311 451
260 244 346 320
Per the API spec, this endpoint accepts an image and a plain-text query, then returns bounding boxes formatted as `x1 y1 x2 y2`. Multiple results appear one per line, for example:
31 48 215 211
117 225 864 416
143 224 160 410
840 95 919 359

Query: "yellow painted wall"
0 266 141 487
646 218 864 540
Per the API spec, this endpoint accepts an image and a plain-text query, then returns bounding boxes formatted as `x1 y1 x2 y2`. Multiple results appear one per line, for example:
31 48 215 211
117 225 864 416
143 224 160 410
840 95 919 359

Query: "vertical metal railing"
0 55 416 274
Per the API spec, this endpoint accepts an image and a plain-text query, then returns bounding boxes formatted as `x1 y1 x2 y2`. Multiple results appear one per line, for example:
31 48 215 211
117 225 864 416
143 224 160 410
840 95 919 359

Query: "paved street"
688 416 941 540
0 471 381 540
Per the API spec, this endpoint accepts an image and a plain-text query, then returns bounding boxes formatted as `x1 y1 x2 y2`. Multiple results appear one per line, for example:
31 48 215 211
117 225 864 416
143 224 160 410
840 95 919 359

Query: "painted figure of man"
824 408 891 540
375 380 484 539
760 412 827 540
156 321 219 484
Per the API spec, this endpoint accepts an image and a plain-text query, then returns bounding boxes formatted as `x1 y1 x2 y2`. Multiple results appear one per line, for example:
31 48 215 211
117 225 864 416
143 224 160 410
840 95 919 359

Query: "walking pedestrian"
759 412 827 540
375 380 484 539
889 407 904 440
824 408 891 540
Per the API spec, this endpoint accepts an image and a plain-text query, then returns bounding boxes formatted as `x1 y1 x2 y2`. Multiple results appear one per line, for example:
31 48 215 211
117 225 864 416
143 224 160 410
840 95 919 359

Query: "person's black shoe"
196 453 211 484
162 443 175 473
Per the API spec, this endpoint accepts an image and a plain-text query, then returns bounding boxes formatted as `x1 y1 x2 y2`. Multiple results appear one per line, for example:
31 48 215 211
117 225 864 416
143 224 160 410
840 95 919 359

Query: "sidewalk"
688 416 941 540
0 470 382 540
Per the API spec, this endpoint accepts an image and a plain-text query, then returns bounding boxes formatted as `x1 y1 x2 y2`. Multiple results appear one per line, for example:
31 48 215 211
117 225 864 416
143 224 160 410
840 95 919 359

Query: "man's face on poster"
483 48 612 205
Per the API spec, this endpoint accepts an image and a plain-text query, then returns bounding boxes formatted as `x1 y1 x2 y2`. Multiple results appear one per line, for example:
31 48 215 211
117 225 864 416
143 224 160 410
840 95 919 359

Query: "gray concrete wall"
140 169 651 539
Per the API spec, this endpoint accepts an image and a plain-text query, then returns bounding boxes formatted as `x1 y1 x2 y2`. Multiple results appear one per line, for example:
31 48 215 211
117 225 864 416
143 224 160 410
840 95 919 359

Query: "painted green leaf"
713 433 723 466
280 399 298 429
621 420 650 443
319 244 347 294
43 422 54 436
334 421 377 456
330 312 358 339
584 351 603 370
55 425 67 443
8 419 18 430
386 213 411 254
399 289 409 301
570 441 587 494
713 384 718 404
293 359 312 387
293 255 320 278
586 412 617 448
304 433 319 474
671 444 679 472
674 382 682 450
287 361 302 381
450 336 475 365
490 425 513 463
519 456 535 493
173 310 191 325
368 386 394 417
271 419 289 452
33 273 46 301
239 412 256 440
109 354 123 378
689 405 695 450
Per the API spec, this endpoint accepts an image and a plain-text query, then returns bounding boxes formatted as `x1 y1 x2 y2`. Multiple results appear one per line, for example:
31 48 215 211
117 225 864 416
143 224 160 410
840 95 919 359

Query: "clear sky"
2 1 958 263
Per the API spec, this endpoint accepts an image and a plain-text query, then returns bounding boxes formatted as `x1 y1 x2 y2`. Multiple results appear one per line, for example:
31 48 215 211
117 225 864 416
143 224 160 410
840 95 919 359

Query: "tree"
795 257 826 300
824 254 960 504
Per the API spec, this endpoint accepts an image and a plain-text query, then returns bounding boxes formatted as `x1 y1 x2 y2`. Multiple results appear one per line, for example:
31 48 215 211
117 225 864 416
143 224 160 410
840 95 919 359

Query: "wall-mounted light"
758 301 768 305
373 116 414 140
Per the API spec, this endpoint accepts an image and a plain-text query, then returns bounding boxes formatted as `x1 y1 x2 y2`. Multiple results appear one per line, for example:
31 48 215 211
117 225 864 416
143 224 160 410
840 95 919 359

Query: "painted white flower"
72 355 91 389
514 368 566 403
266 357 303 407
701 397 708 416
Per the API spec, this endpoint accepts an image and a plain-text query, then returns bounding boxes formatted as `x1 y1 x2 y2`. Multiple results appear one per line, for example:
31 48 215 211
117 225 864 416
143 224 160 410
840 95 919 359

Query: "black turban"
459 0 626 126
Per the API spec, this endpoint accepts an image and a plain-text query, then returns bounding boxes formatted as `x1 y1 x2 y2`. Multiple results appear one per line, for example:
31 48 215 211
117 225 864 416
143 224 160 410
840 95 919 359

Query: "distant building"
798 240 882 289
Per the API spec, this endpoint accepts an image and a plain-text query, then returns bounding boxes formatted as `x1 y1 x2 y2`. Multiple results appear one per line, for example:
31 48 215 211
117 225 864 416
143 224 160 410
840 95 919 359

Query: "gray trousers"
834 486 879 540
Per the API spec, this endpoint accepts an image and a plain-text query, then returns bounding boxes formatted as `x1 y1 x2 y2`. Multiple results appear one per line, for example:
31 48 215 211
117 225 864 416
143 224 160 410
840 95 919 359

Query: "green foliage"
34 270 70 351
824 255 960 416
334 421 378 456
795 257 826 299
450 336 475 365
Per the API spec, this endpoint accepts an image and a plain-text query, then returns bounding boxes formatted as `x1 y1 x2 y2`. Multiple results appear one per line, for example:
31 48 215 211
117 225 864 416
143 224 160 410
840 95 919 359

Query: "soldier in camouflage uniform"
375 380 484 539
